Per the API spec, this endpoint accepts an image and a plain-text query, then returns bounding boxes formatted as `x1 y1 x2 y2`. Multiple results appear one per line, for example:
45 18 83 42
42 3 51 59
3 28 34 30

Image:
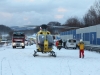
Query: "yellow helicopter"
33 24 56 57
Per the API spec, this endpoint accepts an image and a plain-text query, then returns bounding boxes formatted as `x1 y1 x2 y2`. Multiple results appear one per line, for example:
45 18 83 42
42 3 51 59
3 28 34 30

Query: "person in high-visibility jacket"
78 39 85 58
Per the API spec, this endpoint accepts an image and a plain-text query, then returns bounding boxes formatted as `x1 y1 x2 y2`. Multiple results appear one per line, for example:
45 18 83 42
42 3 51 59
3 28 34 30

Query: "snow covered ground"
0 44 100 75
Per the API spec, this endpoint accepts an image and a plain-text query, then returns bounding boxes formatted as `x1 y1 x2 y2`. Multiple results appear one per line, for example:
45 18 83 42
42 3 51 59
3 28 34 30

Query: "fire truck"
12 32 25 48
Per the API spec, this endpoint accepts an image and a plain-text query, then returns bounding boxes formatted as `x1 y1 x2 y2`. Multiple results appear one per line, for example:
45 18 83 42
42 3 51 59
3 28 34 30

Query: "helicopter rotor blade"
23 25 79 30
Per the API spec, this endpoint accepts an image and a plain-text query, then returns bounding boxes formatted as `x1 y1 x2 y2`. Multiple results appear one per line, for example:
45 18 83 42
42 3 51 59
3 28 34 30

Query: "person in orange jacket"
78 39 85 58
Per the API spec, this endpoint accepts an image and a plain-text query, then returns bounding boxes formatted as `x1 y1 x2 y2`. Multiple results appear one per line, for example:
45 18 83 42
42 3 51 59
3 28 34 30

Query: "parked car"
65 39 77 49
25 39 28 46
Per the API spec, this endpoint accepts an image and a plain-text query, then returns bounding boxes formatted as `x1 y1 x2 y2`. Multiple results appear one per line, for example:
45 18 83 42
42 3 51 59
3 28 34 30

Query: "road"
0 44 100 75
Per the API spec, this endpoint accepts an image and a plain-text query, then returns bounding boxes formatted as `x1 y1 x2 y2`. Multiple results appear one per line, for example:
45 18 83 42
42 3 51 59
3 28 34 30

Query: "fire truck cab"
12 32 25 49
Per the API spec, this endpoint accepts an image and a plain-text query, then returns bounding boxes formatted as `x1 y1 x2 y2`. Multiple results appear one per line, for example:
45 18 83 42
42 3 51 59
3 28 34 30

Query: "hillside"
0 25 13 34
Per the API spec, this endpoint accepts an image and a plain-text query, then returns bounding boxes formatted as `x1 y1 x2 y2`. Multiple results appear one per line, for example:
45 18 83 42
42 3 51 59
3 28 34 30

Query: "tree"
65 17 82 27
83 0 100 27
47 21 61 26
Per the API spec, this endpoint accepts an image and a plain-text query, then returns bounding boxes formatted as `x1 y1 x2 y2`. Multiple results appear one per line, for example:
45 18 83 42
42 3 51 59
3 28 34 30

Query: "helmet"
80 39 83 42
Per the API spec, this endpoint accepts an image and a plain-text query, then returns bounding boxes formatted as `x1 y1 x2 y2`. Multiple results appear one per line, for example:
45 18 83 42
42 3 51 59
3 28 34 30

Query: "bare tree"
65 17 82 27
83 0 100 27
93 0 100 24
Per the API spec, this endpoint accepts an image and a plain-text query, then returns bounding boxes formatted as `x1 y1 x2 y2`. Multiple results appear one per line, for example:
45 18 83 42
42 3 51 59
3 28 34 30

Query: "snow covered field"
0 44 100 75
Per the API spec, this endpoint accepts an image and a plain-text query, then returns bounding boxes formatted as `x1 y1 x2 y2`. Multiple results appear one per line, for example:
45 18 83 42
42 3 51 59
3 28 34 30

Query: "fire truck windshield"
13 32 25 38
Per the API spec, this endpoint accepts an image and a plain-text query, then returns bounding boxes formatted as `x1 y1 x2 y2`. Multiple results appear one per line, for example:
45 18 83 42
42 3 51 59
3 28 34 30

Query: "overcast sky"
0 0 96 27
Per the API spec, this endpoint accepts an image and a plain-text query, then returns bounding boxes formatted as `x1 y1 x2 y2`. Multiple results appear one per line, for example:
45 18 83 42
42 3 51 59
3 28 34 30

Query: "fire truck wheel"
13 46 16 48
22 46 25 49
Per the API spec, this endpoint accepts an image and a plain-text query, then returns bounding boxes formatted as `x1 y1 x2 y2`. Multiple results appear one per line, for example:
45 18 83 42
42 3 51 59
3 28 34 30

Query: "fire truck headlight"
12 43 16 46
21 43 24 46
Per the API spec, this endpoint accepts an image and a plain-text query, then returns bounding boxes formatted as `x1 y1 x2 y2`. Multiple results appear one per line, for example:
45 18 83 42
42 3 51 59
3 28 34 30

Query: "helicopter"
23 24 79 57
33 24 56 57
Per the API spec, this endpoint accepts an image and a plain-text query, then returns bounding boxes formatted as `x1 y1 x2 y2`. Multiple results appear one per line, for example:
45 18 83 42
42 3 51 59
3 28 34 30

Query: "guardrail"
0 42 5 47
85 45 100 53
0 42 11 47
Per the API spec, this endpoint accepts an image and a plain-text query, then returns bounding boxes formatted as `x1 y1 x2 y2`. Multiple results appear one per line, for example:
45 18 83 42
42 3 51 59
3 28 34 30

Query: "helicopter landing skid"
33 50 56 57
50 51 56 57
33 50 38 57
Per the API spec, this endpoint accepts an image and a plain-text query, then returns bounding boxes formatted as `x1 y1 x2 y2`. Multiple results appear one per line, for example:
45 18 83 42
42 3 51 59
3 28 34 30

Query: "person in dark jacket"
63 40 66 48
59 39 62 45
57 39 62 50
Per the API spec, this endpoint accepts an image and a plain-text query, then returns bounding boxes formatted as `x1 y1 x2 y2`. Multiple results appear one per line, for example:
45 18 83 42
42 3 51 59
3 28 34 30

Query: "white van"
65 39 77 49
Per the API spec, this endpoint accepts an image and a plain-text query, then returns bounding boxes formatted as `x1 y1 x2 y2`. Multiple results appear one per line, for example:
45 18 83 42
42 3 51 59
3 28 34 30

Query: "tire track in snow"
0 57 5 75
6 57 27 75
59 57 72 75
59 58 64 75
0 57 13 75
9 50 32 75
66 59 72 75
0 50 28 75
6 59 14 75
0 45 34 75
9 54 27 75
14 62 27 75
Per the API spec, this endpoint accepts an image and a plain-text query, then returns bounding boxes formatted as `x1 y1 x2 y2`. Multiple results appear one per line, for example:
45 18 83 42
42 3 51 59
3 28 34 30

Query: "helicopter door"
46 35 54 46
38 34 45 45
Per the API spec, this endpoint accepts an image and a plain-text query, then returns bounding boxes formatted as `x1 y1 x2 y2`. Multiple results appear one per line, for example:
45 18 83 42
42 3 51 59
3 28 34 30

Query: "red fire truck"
12 32 25 49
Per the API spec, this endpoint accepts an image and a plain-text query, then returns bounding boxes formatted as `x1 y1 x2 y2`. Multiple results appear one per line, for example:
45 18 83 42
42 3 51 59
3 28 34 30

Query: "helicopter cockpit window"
46 35 54 45
38 34 45 44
